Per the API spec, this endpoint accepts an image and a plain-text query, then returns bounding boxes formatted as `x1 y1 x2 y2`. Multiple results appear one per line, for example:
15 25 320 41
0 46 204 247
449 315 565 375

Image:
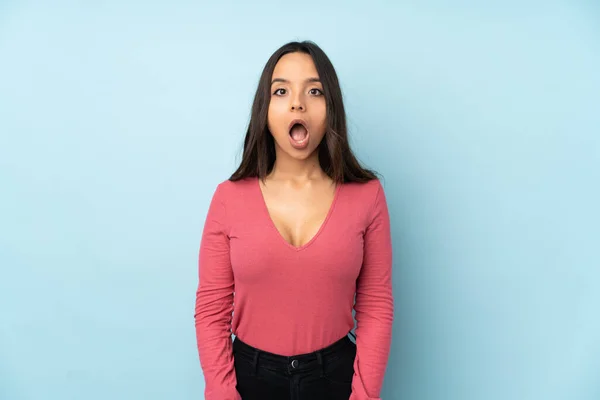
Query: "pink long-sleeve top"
194 176 394 400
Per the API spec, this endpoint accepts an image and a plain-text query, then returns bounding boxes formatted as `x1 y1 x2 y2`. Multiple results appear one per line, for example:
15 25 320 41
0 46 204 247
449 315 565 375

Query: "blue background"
1 1 599 399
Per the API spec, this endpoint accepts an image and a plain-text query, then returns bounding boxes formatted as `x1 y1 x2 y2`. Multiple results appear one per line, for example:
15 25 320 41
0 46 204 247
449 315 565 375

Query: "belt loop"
252 350 259 376
316 351 324 377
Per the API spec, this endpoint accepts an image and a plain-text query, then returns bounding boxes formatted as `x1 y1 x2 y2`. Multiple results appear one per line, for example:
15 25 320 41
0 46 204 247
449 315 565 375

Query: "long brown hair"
229 40 378 184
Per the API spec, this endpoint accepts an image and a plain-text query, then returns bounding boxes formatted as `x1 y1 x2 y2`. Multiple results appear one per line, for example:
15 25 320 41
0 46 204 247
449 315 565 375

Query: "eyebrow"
271 77 321 85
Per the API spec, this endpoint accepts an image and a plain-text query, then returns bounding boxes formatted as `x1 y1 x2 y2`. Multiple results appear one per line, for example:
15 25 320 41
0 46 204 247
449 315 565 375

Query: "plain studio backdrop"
1 1 599 399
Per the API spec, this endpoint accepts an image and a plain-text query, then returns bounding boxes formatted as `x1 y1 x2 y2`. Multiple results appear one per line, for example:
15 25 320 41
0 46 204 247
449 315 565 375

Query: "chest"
227 180 369 285
259 183 337 249
229 204 366 286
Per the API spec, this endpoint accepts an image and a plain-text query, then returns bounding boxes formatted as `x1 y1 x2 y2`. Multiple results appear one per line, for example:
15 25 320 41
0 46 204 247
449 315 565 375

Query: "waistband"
233 333 355 375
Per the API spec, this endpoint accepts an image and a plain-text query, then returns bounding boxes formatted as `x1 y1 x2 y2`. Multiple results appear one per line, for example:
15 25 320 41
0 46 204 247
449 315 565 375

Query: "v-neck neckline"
255 177 342 252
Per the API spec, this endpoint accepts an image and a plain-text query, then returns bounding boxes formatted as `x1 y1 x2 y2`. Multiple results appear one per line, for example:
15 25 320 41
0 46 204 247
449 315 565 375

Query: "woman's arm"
351 180 395 400
194 183 241 400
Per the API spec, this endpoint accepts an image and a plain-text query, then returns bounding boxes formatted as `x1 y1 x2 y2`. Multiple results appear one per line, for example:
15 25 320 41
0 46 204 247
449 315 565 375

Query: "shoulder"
342 178 384 204
214 177 256 197
340 179 388 226
214 178 257 208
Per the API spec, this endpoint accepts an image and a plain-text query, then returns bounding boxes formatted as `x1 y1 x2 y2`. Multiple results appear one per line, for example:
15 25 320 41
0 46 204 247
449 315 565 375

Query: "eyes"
272 88 324 96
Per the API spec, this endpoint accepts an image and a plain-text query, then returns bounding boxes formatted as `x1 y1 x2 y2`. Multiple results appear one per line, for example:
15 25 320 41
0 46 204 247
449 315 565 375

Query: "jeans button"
291 359 299 368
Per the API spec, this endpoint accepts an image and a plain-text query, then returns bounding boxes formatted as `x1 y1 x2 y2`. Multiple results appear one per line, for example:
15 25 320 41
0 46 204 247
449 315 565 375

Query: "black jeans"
233 333 356 400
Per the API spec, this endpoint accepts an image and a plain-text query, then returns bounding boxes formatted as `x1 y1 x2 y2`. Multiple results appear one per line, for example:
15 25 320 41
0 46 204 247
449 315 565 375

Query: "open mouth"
288 119 309 143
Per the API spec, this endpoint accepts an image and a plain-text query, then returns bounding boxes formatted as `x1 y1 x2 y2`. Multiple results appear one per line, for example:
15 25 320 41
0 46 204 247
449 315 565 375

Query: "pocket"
234 353 282 382
234 357 290 400
233 352 257 379
323 345 356 385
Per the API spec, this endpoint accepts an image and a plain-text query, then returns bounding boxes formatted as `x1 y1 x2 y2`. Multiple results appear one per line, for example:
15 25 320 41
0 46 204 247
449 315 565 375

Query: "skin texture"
260 52 337 249
267 52 327 163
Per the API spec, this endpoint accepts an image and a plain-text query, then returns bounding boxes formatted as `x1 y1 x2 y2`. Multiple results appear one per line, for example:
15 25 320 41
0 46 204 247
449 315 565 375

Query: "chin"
274 139 312 159
287 148 317 160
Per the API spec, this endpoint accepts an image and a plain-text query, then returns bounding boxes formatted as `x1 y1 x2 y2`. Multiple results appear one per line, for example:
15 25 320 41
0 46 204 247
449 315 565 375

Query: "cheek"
313 101 327 120
314 106 327 132
267 102 287 133
269 98 288 113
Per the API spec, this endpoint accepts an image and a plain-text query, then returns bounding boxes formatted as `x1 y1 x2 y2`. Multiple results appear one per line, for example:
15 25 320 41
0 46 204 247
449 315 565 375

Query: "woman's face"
267 52 327 161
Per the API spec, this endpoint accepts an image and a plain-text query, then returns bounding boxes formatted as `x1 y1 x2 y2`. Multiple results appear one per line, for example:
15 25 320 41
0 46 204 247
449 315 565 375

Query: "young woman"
194 41 394 400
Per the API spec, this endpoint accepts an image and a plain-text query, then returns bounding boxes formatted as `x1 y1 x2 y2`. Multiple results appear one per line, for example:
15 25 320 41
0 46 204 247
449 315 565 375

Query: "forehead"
272 52 319 79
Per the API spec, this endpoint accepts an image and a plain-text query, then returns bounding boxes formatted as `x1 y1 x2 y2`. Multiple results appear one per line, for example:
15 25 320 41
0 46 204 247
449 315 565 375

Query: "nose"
290 93 305 111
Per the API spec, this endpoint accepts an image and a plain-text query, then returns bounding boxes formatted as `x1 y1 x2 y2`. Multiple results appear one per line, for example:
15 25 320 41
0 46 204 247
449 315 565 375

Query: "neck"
269 149 326 183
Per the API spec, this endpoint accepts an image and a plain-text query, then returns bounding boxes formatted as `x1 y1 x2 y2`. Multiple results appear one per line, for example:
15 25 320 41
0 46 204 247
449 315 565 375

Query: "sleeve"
350 180 394 400
194 183 242 400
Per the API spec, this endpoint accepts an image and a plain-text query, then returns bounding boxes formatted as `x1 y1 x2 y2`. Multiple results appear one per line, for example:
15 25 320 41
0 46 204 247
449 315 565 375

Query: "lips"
287 118 310 150
288 119 309 134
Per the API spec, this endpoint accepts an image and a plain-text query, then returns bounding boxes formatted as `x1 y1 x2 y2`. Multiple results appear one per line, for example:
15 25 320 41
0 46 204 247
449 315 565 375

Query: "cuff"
350 394 382 400
204 387 241 400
